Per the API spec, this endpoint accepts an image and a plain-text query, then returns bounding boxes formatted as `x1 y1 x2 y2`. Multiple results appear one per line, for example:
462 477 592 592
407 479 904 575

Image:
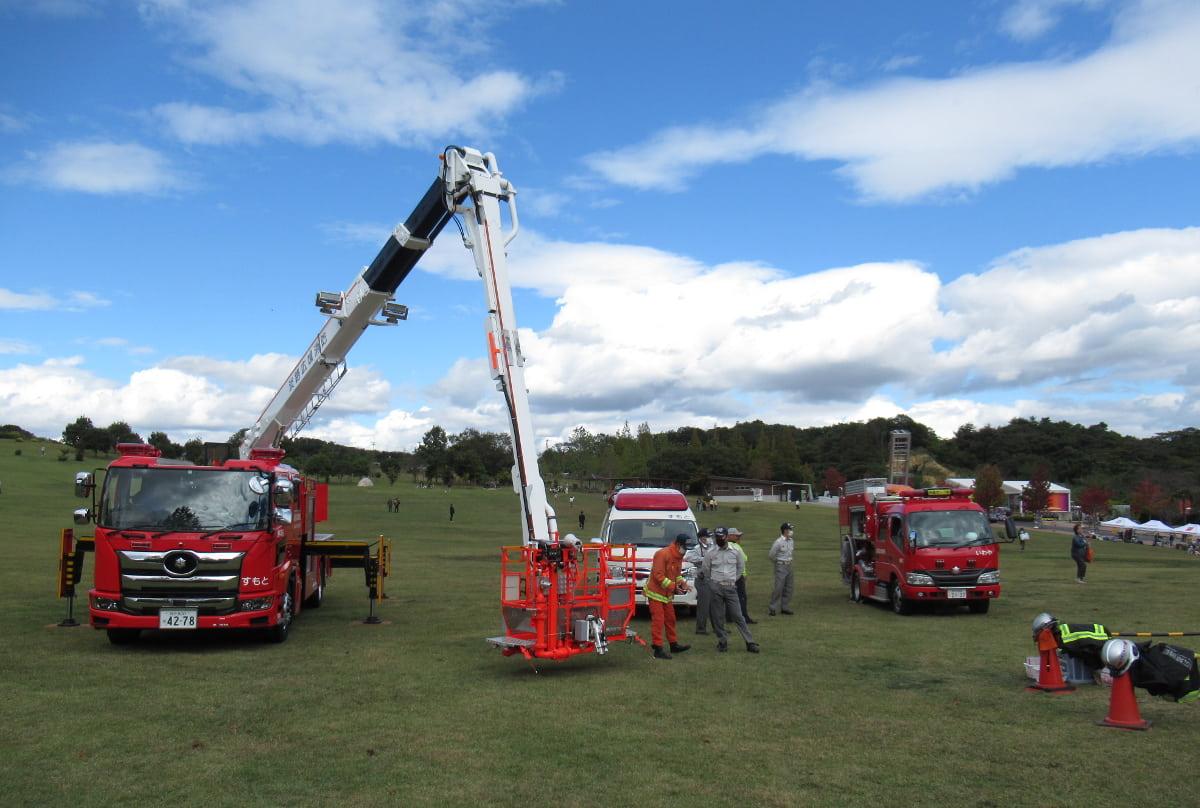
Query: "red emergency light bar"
898 487 974 499
116 443 162 458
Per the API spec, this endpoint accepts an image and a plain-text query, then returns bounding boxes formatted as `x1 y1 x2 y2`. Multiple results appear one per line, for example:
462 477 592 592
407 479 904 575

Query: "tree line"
51 413 1200 523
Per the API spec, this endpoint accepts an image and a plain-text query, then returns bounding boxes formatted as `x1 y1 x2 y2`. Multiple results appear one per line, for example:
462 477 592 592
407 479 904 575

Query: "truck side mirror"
73 507 93 525
74 471 94 498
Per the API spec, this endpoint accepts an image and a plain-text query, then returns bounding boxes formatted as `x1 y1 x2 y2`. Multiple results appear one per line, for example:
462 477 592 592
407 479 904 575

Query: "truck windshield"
99 467 271 532
608 519 698 549
908 510 993 548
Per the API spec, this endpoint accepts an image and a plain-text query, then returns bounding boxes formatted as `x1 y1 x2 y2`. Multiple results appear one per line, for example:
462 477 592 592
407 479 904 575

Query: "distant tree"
62 416 95 450
821 466 846 496
105 421 141 451
183 439 205 465
1078 485 1113 526
1021 464 1053 516
972 464 1006 510
147 431 184 458
1131 476 1169 522
417 426 451 486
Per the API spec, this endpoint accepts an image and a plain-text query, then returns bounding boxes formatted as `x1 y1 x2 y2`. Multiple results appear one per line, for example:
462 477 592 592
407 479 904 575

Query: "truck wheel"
850 573 863 603
890 580 911 615
106 628 140 645
268 585 294 643
968 599 990 614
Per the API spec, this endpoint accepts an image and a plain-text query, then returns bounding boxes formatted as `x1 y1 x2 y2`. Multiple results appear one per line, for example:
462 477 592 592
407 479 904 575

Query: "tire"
106 628 140 645
968 599 990 614
890 579 911 615
850 573 863 603
268 584 295 644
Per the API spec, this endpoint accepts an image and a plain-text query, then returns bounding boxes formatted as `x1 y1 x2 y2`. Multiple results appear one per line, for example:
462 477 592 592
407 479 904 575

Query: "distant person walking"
767 522 795 616
1019 527 1030 551
1071 524 1090 582
578 510 586 531
449 503 455 522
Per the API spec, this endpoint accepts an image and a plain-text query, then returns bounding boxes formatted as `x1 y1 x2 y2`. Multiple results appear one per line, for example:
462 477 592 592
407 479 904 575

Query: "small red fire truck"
838 478 1013 615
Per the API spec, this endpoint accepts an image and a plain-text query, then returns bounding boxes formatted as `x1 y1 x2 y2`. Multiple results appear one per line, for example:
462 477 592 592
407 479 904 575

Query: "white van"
598 488 699 607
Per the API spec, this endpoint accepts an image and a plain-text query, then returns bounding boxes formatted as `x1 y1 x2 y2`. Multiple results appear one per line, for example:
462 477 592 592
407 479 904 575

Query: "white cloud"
0 287 110 310
7 141 185 195
144 0 557 147
1000 0 1109 41
585 0 1200 201
5 225 1198 447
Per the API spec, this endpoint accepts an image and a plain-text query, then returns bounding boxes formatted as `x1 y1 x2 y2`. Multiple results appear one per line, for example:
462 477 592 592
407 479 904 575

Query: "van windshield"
908 510 993 548
608 519 698 549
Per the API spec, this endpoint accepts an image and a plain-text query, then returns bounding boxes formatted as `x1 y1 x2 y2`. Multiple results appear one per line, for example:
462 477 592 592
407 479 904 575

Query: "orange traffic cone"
1098 669 1152 730
1028 629 1075 692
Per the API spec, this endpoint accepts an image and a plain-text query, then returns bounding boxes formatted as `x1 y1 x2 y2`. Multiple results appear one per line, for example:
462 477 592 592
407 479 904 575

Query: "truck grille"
926 568 993 587
117 550 245 615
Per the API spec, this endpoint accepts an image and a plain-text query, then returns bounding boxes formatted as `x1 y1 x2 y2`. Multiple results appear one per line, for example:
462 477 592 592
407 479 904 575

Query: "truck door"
878 515 908 570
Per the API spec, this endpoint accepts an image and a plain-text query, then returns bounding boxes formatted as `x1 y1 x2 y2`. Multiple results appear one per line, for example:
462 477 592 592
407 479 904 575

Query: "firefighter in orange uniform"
646 534 692 660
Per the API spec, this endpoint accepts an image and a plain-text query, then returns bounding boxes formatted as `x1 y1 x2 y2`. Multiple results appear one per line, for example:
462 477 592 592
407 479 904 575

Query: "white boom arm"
239 147 556 546
441 147 556 546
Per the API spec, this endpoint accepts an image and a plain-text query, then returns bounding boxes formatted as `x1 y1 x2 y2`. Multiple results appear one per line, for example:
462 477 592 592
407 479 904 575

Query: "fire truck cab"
839 478 1010 615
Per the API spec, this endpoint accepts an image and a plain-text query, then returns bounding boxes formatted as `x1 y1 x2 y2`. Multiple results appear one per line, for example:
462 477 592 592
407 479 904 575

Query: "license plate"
159 609 198 629
947 589 967 599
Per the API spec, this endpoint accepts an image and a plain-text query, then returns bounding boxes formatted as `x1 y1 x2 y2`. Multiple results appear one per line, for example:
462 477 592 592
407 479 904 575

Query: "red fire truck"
59 147 637 661
838 478 1012 615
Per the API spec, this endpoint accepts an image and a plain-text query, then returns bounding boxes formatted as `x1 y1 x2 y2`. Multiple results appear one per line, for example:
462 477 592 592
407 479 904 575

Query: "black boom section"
363 177 455 294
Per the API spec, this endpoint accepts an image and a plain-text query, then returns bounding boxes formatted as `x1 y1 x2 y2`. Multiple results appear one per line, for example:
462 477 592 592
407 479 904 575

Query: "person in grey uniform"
685 527 714 634
768 522 795 616
701 530 760 653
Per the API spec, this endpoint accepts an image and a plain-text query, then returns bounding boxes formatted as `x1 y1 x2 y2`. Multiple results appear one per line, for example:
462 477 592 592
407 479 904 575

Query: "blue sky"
2 0 1199 452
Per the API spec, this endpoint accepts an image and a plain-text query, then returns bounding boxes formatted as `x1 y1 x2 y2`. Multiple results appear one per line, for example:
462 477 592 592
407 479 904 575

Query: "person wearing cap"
684 527 715 635
700 528 760 653
645 534 693 660
727 528 755 623
768 522 796 616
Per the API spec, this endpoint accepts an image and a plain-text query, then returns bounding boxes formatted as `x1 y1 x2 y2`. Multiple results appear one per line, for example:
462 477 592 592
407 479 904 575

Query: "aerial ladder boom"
239 175 454 458
440 147 555 547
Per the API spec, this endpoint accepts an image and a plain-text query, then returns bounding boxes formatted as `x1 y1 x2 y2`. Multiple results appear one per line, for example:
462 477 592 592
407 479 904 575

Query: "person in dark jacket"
1071 524 1091 583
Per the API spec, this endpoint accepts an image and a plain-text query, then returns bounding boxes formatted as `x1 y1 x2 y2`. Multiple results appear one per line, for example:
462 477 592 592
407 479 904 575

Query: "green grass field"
3 437 1199 807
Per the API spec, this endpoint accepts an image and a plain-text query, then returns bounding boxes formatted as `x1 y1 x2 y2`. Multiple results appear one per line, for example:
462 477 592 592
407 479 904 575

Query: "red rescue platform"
488 541 642 665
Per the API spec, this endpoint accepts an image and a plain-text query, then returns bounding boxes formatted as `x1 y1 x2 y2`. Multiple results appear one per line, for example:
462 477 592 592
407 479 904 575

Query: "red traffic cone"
1098 669 1152 730
1028 630 1075 693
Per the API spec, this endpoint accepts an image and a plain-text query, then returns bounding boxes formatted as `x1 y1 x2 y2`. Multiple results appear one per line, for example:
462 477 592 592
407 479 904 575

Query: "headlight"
240 596 274 612
977 570 1000 585
90 595 121 611
906 572 935 586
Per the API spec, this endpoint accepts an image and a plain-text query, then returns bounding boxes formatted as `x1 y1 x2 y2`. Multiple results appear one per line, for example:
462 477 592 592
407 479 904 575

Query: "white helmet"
1031 612 1057 637
1101 638 1140 675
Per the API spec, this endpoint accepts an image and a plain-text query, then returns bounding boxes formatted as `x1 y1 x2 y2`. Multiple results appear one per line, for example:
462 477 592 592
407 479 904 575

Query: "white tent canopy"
1136 519 1177 533
1101 517 1139 529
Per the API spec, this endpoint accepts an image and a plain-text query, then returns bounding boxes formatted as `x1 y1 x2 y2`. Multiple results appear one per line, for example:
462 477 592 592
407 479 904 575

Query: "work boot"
652 645 672 660
746 642 760 653
670 642 691 654
695 628 708 635
717 642 728 653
